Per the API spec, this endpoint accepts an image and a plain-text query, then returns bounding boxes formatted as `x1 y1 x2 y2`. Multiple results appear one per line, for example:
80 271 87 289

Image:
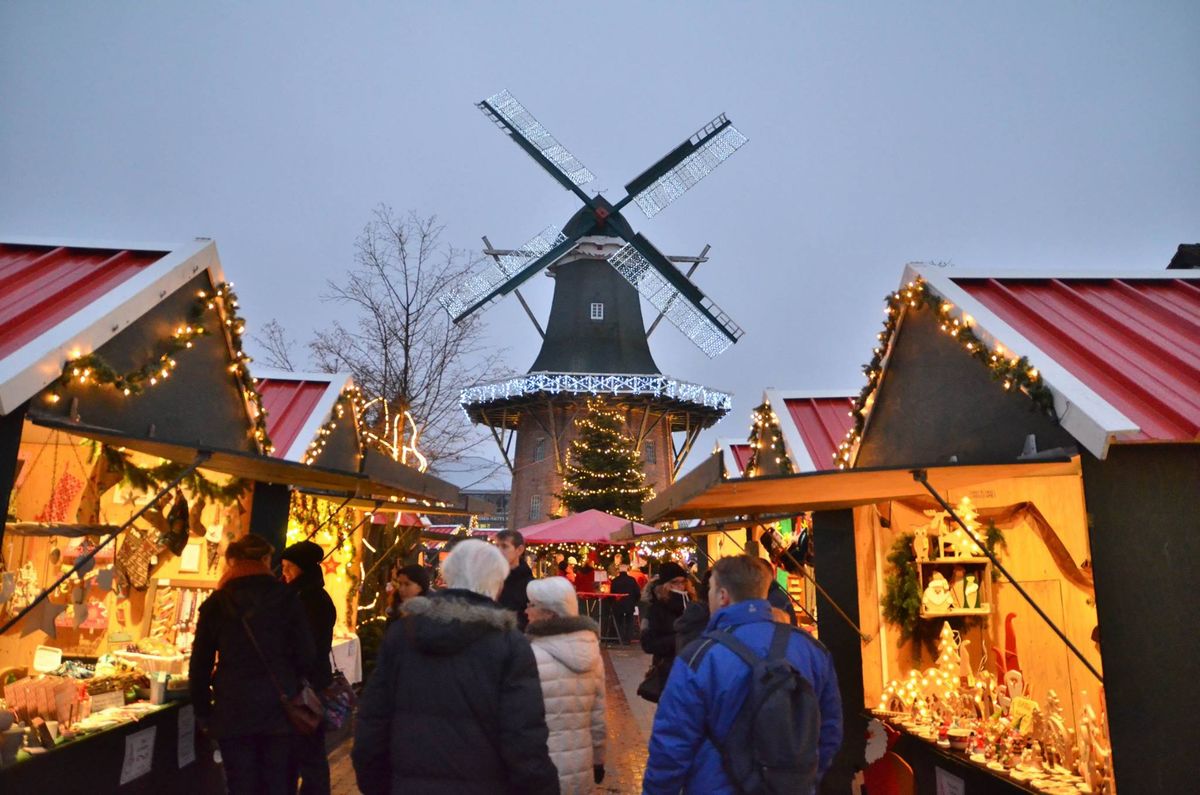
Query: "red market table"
575 592 628 644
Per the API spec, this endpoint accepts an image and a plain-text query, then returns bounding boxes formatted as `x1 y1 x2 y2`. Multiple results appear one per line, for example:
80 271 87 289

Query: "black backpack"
687 623 820 794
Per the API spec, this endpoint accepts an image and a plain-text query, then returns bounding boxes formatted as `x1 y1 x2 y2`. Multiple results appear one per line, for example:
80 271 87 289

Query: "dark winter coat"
289 567 338 690
497 560 535 629
643 599 843 794
639 586 686 664
189 571 317 739
351 589 559 795
608 573 641 616
768 579 798 626
673 601 710 654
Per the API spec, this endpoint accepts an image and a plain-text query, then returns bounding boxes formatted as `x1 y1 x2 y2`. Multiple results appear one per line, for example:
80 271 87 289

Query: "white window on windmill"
644 440 657 465
590 302 604 320
529 494 542 522
533 437 546 462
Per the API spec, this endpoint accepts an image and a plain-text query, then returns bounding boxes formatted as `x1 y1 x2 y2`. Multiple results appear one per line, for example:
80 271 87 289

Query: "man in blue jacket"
643 555 843 794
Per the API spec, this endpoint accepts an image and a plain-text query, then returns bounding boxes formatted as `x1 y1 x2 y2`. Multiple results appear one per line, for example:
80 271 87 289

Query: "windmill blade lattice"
438 226 571 321
478 90 595 195
621 114 748 219
608 238 743 358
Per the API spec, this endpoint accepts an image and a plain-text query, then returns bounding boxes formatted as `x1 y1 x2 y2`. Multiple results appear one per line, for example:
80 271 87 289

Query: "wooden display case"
916 557 992 618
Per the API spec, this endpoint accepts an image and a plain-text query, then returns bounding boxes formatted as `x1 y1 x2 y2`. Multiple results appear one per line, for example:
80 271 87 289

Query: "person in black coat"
494 529 535 630
190 535 317 795
352 540 558 794
639 561 693 667
281 541 338 795
672 570 714 653
608 565 642 644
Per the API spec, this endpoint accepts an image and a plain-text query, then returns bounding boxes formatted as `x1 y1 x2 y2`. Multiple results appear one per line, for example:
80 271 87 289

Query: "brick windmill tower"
441 91 747 529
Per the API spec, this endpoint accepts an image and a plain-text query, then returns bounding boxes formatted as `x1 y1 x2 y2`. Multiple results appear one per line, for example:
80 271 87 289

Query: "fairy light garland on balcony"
744 401 792 478
45 282 275 454
834 278 1056 469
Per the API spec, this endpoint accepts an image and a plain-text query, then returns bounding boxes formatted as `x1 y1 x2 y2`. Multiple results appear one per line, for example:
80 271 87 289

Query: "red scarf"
218 558 271 590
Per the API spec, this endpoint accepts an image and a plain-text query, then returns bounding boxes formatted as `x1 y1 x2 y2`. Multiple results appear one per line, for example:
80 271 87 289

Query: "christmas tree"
558 396 654 520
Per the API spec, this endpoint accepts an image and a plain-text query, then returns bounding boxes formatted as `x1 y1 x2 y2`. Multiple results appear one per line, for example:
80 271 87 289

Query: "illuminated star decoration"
21 599 67 639
362 397 428 472
322 558 340 576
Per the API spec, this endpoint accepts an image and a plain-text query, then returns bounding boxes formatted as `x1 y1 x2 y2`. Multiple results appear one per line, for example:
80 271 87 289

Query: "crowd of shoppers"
192 527 843 795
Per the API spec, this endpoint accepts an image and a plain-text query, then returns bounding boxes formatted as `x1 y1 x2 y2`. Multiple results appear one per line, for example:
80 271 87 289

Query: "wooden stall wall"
1081 445 1200 794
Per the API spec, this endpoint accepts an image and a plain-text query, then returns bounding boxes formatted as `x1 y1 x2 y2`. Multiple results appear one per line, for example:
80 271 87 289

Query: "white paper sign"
935 767 965 795
120 726 157 785
177 704 196 768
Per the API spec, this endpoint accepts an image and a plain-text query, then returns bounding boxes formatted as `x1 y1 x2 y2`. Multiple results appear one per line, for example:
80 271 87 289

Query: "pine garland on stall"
557 396 654 521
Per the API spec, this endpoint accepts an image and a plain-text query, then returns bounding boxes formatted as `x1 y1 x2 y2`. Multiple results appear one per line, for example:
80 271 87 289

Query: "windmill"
442 90 747 529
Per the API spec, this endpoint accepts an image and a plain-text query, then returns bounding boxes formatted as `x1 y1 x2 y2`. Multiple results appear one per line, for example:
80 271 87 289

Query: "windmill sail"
622 114 748 219
478 90 595 197
438 226 574 321
607 236 743 358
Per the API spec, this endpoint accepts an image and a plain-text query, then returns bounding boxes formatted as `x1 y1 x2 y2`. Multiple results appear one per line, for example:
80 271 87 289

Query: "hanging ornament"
161 490 190 556
0 571 15 604
94 567 115 591
35 471 84 523
74 538 98 577
20 599 67 639
189 495 207 537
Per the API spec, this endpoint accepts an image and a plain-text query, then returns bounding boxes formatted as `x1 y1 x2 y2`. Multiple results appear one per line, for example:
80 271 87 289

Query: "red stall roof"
910 266 1200 458
254 370 354 462
0 237 222 415
717 438 753 476
763 389 856 472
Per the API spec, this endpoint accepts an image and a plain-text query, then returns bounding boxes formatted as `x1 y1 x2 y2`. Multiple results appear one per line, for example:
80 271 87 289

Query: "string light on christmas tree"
557 396 654 520
836 278 1054 469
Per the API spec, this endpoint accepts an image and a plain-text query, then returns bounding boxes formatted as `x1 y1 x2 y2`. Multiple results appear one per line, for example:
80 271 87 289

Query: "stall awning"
32 416 370 495
31 416 499 516
644 452 1080 523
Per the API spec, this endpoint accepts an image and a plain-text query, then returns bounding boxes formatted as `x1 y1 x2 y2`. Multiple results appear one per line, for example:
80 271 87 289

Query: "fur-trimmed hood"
527 615 600 675
402 589 517 655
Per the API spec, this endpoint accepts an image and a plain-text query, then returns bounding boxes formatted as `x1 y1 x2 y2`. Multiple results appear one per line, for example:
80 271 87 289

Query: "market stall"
0 239 483 786
647 261 1200 794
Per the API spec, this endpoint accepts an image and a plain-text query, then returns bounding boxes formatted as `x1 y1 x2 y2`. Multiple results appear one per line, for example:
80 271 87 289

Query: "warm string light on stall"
287 493 358 580
45 282 275 453
302 385 363 465
835 278 1055 469
744 400 792 478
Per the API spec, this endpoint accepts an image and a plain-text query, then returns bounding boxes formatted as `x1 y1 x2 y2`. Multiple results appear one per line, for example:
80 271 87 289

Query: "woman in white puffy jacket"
525 576 607 793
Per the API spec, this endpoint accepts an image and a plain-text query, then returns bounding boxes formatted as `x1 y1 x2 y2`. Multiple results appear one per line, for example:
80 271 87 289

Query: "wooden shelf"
920 606 992 618
916 559 992 621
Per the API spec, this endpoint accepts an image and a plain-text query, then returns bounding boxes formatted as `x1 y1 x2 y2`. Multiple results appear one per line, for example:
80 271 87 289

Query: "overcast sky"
3 2 1197 484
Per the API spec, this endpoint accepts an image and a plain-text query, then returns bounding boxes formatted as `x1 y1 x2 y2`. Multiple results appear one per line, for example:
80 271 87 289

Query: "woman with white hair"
353 540 558 794
525 576 607 793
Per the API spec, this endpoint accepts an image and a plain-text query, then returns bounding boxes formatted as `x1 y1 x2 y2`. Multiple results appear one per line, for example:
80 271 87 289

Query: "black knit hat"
281 540 324 574
657 561 687 584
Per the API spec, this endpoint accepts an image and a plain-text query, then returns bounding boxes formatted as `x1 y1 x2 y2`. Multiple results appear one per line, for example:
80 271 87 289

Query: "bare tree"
306 206 509 469
252 319 298 371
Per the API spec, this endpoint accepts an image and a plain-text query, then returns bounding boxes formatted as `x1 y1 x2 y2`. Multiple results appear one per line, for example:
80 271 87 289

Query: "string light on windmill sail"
437 226 567 318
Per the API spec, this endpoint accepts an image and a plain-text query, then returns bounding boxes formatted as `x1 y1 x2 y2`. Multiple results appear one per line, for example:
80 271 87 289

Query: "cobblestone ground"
328 644 656 794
